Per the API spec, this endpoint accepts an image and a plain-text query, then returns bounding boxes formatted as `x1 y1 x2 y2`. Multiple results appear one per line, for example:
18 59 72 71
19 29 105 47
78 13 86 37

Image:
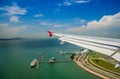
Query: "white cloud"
39 21 68 28
75 0 90 3
80 20 86 24
63 0 72 6
66 12 120 36
10 16 19 22
86 12 120 29
57 0 90 7
4 25 26 33
34 13 44 17
40 21 53 26
0 23 27 38
55 0 90 14
53 24 63 28
73 18 86 24
0 3 27 16
0 3 27 23
57 0 72 7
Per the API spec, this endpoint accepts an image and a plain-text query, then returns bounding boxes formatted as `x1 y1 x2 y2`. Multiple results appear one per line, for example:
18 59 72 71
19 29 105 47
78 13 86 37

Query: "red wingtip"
48 31 53 37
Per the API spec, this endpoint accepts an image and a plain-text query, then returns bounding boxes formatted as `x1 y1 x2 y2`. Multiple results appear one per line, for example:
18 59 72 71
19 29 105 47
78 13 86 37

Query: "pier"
40 60 73 63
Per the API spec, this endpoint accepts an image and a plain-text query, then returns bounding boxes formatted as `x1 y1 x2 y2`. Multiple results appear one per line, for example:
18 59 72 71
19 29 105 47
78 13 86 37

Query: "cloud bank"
66 12 120 38
0 3 27 16
0 23 27 38
0 3 27 23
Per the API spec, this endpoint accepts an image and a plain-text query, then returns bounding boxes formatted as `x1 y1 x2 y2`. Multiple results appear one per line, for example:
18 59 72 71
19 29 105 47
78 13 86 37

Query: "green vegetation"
92 59 120 73
88 51 104 58
87 51 120 74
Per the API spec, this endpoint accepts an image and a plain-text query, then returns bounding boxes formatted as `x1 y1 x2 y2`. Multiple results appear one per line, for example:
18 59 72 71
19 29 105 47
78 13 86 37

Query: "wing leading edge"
48 31 120 67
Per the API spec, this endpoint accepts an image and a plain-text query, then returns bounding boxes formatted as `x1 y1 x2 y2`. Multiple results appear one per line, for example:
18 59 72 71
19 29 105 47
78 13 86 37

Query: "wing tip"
48 31 53 37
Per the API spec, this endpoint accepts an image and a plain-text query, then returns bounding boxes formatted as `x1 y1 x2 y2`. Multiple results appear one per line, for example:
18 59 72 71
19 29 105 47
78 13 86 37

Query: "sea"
0 38 101 79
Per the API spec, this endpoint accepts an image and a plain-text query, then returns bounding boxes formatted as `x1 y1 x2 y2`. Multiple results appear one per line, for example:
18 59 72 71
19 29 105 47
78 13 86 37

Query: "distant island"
0 37 26 41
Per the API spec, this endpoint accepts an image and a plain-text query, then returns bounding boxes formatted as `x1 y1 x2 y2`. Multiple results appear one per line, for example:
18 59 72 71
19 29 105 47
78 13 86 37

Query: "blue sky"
0 0 120 38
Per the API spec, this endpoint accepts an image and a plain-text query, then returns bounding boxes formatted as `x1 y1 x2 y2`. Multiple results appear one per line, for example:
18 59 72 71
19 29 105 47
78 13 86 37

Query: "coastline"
74 53 114 79
74 60 109 79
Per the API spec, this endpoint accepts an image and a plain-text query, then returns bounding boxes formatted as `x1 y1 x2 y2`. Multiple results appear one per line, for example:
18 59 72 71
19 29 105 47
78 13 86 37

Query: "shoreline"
74 60 109 79
74 53 111 79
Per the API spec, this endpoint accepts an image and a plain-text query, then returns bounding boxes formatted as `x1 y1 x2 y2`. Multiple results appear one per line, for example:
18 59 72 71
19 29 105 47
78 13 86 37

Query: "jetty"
40 60 73 63
30 52 73 68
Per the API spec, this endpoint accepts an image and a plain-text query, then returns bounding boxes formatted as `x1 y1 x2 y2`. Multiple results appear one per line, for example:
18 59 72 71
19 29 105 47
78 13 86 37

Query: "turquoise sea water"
0 38 101 79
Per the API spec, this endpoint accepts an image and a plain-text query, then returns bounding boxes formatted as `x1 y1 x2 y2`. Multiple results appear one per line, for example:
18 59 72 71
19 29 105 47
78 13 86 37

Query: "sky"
0 0 120 38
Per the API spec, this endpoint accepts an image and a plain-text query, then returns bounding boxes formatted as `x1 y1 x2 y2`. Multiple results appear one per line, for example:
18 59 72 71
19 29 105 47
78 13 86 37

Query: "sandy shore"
74 60 110 79
74 53 112 79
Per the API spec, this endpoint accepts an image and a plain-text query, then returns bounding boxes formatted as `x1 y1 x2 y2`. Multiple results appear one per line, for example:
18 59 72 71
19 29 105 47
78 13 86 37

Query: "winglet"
48 31 53 37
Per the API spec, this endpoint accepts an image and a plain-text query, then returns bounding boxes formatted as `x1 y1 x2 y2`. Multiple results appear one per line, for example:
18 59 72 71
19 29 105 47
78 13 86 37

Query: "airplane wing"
48 31 120 68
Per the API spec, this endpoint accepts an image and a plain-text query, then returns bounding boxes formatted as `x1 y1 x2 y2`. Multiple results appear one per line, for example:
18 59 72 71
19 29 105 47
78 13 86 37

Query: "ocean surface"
0 38 101 79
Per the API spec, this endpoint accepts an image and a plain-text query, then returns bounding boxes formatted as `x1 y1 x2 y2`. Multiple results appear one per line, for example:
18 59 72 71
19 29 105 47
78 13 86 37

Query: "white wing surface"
48 31 120 67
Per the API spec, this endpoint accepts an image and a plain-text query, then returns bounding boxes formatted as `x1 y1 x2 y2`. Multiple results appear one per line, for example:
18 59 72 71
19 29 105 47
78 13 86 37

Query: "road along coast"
74 53 120 79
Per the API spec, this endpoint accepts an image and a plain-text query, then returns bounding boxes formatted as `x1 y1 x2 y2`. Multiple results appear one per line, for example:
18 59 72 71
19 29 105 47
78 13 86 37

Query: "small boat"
48 57 56 64
59 51 66 55
30 59 39 68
